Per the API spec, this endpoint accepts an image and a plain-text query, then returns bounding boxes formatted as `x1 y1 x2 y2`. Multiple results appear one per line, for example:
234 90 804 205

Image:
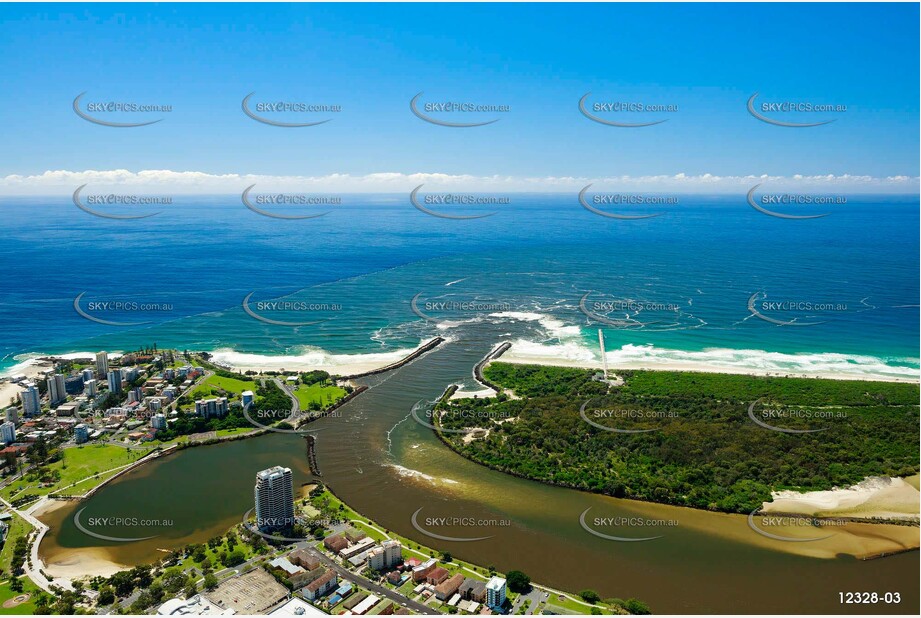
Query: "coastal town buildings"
19 383 40 416
459 577 487 603
0 421 16 445
302 569 337 601
195 397 229 418
47 373 66 405
107 368 123 394
368 539 403 571
435 573 466 601
486 576 507 609
289 548 321 571
96 351 109 377
411 558 437 582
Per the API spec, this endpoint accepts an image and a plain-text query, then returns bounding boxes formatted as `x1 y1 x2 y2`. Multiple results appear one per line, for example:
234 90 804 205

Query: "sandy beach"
208 339 442 376
0 357 54 407
500 342 920 383
762 475 921 521
41 547 130 580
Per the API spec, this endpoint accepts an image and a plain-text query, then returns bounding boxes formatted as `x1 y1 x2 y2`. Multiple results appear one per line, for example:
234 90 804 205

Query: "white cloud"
0 169 917 195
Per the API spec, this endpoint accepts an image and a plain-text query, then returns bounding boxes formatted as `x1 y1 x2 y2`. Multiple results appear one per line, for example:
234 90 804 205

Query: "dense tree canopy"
437 364 919 514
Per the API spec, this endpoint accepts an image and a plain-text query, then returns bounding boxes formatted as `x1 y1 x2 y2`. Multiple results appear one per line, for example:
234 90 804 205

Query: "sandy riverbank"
41 546 130 580
500 342 920 383
762 475 921 521
25 498 129 579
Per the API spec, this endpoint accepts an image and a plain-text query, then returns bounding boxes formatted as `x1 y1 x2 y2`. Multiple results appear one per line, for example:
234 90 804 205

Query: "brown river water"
40 332 919 614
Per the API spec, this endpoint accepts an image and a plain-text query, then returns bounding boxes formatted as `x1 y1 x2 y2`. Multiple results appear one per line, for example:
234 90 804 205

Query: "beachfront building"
0 421 16 445
254 465 294 531
47 373 66 406
96 351 109 377
486 576 507 609
20 383 40 416
108 369 123 394
64 374 84 395
4 407 18 425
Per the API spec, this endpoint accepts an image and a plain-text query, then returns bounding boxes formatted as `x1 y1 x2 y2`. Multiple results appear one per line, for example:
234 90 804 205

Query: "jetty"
473 341 511 394
338 336 445 380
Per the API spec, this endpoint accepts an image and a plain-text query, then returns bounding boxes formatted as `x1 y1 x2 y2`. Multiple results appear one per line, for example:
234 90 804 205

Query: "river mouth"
40 328 920 614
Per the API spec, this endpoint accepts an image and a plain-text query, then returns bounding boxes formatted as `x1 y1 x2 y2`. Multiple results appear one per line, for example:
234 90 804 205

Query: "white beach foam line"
502 340 920 382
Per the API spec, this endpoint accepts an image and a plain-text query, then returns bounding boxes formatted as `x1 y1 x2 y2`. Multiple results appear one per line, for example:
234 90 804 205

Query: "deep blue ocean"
1 194 918 379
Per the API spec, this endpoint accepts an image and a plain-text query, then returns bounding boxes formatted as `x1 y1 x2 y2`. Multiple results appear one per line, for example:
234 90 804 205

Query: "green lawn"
0 577 42 615
215 428 257 438
0 513 32 579
1 443 154 501
189 375 253 400
293 383 346 411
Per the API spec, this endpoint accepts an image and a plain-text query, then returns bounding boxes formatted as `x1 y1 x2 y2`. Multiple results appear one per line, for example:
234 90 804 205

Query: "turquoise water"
1 194 918 379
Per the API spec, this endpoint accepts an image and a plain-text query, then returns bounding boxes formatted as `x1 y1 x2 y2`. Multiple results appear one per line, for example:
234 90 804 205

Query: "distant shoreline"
500 347 920 384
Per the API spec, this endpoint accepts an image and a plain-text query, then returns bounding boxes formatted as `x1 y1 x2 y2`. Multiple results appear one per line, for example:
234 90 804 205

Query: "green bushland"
438 363 920 514
249 380 293 423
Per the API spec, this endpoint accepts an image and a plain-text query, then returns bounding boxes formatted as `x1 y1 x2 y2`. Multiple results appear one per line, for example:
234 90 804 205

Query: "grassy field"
0 513 32 579
0 443 155 501
0 576 41 615
189 374 253 400
293 382 346 411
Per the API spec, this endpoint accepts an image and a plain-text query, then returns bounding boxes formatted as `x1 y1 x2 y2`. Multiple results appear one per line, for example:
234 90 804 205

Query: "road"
272 377 301 425
0 495 72 593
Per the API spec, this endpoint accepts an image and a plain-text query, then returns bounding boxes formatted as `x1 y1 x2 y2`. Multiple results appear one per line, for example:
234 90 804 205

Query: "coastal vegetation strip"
436 363 920 514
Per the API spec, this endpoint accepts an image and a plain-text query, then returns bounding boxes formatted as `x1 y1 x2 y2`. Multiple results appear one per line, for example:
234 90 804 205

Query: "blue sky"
0 2 918 192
